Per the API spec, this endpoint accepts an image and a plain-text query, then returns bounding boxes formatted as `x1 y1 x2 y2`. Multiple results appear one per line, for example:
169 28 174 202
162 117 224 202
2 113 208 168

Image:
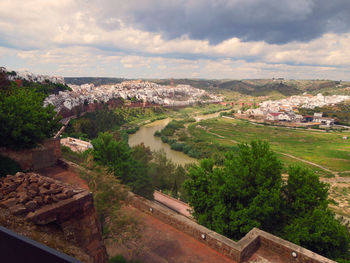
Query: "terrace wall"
130 193 336 263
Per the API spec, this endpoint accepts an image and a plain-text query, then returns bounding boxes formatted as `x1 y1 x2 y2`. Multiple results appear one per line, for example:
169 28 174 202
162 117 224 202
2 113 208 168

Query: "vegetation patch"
0 156 22 178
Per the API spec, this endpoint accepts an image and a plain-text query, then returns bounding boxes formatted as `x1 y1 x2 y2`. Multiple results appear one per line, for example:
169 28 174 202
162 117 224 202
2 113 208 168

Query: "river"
128 112 223 165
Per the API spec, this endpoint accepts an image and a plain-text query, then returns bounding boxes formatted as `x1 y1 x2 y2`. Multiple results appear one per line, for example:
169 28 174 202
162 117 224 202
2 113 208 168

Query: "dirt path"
275 152 338 177
204 128 337 176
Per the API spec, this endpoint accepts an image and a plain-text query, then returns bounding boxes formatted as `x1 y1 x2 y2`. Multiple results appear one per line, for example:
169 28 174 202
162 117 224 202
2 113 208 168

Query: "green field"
187 118 350 175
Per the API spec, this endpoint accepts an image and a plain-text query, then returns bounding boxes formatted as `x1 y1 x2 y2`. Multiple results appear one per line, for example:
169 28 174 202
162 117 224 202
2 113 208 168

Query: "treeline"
64 107 167 140
155 118 233 162
62 131 189 201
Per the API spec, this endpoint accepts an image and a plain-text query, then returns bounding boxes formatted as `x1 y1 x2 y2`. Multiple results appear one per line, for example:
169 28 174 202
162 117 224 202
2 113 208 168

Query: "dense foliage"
91 132 154 199
65 107 167 140
0 83 61 149
149 149 188 199
0 156 22 178
80 163 128 237
22 79 71 95
156 118 232 160
184 140 350 260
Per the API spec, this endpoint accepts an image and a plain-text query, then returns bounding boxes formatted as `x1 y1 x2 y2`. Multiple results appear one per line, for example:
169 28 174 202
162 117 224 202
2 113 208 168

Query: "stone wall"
57 158 337 263
0 172 108 263
130 193 336 263
58 98 124 118
0 138 61 171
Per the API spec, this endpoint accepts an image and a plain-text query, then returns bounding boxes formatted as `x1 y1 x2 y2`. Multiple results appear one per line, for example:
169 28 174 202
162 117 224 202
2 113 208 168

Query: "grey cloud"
92 0 350 44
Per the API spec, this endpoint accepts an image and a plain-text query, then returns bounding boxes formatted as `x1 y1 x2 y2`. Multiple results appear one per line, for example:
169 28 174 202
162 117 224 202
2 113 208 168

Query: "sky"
0 0 350 80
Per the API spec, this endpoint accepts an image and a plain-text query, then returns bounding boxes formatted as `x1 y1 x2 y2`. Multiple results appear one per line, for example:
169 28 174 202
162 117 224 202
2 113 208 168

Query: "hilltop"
64 77 350 98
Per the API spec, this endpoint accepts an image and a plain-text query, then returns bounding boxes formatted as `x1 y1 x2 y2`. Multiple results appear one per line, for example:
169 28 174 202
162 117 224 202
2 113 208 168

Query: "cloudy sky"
1 0 350 79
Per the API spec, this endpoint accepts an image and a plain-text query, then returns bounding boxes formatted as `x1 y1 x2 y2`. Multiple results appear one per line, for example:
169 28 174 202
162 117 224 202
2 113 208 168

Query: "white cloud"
0 0 349 79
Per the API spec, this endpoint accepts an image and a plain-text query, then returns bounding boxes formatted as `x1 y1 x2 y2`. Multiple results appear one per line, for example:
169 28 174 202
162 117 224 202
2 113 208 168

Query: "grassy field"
187 117 350 175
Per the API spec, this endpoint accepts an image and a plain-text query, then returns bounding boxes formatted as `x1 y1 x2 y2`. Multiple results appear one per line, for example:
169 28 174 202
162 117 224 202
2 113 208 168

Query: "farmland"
185 117 350 176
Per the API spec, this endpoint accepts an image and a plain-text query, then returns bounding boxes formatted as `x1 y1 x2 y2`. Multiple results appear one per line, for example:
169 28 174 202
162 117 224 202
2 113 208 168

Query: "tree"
283 166 329 217
281 166 350 259
80 162 128 237
91 132 154 199
184 141 284 239
184 140 350 260
283 208 350 259
0 84 61 149
91 132 134 183
150 149 176 190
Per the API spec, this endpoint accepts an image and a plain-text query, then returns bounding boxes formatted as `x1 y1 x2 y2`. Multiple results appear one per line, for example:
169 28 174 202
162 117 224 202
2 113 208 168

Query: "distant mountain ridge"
65 77 124 86
65 77 348 97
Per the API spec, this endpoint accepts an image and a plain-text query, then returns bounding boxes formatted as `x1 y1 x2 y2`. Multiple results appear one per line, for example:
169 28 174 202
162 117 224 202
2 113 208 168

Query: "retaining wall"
130 193 336 263
0 138 61 171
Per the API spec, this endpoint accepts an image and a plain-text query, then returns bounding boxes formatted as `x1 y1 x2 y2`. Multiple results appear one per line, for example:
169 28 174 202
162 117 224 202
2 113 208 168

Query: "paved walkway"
154 191 192 218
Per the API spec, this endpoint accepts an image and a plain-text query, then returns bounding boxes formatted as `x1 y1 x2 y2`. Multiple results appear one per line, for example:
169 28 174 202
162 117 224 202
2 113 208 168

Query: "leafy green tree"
283 208 350 259
91 132 154 199
150 149 176 190
0 84 61 149
131 143 153 165
184 140 350 260
92 132 134 183
283 166 329 217
80 163 128 237
184 141 284 239
281 166 350 259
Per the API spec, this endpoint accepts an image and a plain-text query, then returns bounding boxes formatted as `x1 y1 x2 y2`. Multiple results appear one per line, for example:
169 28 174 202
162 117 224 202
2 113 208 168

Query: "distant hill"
64 77 350 98
65 77 125 86
148 79 220 89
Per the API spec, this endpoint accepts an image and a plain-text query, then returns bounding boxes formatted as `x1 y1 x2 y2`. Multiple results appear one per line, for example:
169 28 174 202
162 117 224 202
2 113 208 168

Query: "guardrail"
0 226 82 263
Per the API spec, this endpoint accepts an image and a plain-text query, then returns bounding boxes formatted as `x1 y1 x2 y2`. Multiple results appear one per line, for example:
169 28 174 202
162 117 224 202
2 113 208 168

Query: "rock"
8 191 17 198
43 195 53 204
10 204 27 215
17 192 30 204
16 180 29 192
15 172 25 177
63 189 74 198
29 183 39 191
0 198 17 209
34 196 43 206
56 193 68 200
52 195 59 202
29 177 38 184
42 182 51 189
2 184 17 195
25 200 38 211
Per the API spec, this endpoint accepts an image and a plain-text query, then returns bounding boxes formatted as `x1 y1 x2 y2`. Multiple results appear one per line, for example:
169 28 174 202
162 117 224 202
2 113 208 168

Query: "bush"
0 156 21 178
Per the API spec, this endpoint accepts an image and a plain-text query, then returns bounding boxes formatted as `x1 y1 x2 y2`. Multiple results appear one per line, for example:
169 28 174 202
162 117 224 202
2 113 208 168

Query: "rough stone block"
25 200 38 211
10 204 27 215
17 192 31 204
0 198 17 208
